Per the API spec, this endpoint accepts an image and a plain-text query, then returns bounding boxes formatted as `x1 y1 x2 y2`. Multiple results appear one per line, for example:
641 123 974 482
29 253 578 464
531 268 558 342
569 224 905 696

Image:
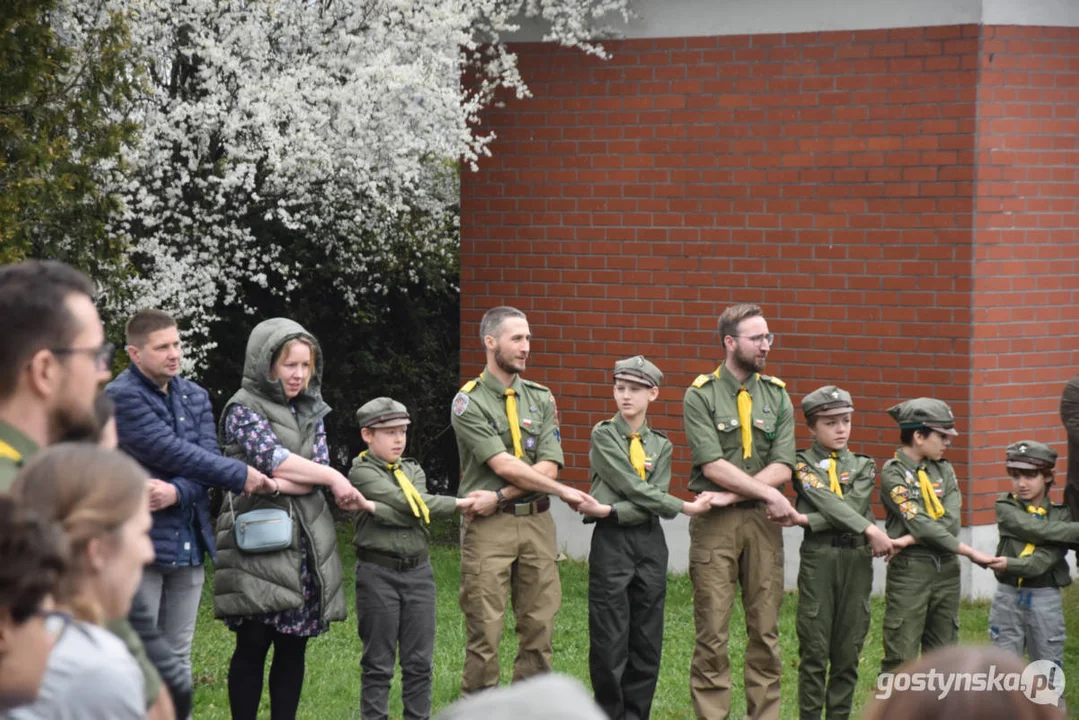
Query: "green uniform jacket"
682 365 795 492
794 442 877 535
213 318 346 625
880 450 961 555
588 414 682 526
348 451 457 556
994 492 1077 588
0 421 38 491
451 370 564 500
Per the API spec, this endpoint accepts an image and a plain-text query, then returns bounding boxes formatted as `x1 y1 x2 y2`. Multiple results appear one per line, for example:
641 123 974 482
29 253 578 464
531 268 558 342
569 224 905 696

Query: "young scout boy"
878 398 998 674
349 397 474 720
987 440 1079 672
575 356 712 720
780 385 893 720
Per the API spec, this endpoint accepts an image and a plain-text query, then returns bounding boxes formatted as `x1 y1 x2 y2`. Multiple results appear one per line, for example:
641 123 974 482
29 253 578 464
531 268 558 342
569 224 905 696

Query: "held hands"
967 549 1002 569
331 478 375 514
559 486 593 510
466 490 500 517
865 525 893 558
455 496 477 518
244 465 272 494
575 494 612 518
147 479 179 511
764 489 797 525
987 556 1009 573
681 493 713 517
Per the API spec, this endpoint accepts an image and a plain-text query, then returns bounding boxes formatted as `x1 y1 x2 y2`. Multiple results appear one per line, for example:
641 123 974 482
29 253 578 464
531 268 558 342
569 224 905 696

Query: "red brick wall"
970 26 1079 521
460 24 1079 522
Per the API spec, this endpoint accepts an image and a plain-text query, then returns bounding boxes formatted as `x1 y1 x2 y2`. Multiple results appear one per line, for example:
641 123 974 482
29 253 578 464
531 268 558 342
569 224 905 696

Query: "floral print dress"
222 403 330 637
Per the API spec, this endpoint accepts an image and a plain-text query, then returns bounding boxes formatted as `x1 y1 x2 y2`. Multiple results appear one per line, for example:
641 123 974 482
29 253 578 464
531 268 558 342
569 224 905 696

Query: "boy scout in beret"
782 386 891 720
878 398 998 673
987 440 1079 672
576 356 711 720
348 397 474 720
682 304 797 720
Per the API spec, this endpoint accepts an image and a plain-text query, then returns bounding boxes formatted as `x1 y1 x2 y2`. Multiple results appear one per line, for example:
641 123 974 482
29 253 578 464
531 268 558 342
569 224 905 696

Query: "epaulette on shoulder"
691 374 715 389
760 374 786 388
521 379 551 393
460 379 478 393
593 419 611 432
652 428 669 439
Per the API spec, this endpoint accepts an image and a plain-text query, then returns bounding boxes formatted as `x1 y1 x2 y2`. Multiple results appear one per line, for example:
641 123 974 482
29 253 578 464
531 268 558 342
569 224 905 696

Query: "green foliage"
191 531 1079 718
196 227 462 493
0 0 138 271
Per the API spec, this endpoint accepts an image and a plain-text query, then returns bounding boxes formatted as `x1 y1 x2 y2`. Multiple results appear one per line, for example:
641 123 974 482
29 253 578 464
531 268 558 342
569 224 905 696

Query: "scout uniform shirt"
588 414 681 526
451 370 564 502
683 365 795 492
794 442 877 536
880 450 961 555
348 451 458 557
0 421 38 491
994 493 1079 588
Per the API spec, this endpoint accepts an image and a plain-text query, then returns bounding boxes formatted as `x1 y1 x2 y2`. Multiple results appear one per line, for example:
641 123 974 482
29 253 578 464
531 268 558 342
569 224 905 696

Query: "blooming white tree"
94 0 632 366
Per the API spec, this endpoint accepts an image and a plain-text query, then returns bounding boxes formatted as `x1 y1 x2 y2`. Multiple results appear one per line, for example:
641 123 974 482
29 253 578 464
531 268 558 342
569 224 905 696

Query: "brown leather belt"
501 497 551 516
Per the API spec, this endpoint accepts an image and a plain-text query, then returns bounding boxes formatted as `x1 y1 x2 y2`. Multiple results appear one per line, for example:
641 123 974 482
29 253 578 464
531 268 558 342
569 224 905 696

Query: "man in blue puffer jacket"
106 309 270 691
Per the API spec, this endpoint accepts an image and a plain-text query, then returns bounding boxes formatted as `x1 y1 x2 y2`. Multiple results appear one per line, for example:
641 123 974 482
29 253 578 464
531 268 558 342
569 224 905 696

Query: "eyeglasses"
34 610 72 641
732 333 775 346
50 342 115 371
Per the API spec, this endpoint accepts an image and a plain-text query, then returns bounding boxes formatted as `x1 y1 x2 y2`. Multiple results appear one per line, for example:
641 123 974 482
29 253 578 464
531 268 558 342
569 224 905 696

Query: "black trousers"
227 621 310 720
588 517 668 720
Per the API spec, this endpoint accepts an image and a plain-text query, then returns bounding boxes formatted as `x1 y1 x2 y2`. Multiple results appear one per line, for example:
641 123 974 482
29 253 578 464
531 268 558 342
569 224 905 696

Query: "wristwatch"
495 488 506 505
607 505 618 522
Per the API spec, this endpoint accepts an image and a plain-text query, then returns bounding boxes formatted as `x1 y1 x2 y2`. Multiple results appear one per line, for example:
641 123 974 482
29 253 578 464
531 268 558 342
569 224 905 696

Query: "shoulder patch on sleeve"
692 374 714 388
452 392 471 416
760 374 786 388
521 379 551 393
796 461 826 490
460 380 477 393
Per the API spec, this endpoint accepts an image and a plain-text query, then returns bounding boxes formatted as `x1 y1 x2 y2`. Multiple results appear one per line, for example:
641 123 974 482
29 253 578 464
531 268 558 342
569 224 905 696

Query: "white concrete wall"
505 0 1079 42
552 502 1078 600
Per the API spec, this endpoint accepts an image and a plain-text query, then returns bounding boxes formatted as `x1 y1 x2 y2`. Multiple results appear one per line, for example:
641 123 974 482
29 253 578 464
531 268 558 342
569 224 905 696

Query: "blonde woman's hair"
10 444 147 623
273 337 317 390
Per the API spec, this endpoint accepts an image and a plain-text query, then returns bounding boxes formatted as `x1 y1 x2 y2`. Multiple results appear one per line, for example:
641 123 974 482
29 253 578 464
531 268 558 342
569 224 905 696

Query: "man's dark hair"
0 261 96 399
0 496 68 623
125 309 177 348
717 303 764 344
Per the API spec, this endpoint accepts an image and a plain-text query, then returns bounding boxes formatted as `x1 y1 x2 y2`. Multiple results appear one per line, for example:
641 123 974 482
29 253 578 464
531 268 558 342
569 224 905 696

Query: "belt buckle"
513 502 532 517
836 533 854 548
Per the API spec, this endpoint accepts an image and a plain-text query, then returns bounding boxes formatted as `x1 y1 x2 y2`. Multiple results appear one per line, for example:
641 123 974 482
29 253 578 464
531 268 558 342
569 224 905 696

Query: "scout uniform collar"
478 369 523 395
611 412 650 441
810 441 850 462
1010 492 1050 513
716 364 759 396
0 421 39 465
893 447 930 473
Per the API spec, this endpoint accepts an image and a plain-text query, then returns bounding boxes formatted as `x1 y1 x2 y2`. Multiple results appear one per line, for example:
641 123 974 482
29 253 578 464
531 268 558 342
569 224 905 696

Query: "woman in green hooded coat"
214 318 373 720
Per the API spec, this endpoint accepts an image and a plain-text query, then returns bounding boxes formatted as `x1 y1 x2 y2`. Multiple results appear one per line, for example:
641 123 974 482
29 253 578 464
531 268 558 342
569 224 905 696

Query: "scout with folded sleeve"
792 386 877 720
450 359 565 692
349 397 464 720
586 356 702 720
989 440 1079 671
879 397 979 673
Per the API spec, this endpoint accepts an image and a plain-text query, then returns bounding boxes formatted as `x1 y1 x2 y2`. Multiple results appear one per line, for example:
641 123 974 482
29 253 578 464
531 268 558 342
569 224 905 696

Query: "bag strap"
228 488 294 519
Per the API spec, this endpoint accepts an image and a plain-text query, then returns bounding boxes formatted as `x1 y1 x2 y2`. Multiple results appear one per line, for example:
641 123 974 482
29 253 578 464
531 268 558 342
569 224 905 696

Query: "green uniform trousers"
795 535 873 720
880 551 960 674
588 516 668 720
689 504 784 720
459 510 561 693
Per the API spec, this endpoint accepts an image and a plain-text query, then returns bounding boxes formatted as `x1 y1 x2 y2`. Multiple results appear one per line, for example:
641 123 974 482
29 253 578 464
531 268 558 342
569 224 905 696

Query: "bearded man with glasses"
683 303 797 720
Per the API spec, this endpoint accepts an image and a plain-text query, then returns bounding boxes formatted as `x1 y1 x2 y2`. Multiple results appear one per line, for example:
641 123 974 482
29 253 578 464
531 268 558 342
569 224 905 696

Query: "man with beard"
451 305 590 694
0 260 191 720
0 260 111 488
683 303 797 720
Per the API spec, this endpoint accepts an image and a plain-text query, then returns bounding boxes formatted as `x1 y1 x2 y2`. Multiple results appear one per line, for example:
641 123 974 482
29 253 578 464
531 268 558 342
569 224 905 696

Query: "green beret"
886 397 958 436
613 355 663 388
356 397 411 429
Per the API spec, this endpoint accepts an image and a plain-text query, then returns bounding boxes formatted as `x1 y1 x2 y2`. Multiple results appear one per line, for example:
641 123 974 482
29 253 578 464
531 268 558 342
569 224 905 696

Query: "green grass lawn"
191 521 1079 718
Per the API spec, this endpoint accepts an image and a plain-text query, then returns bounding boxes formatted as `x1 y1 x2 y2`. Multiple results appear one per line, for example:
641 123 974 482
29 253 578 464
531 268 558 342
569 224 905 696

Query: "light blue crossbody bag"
227 493 293 553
